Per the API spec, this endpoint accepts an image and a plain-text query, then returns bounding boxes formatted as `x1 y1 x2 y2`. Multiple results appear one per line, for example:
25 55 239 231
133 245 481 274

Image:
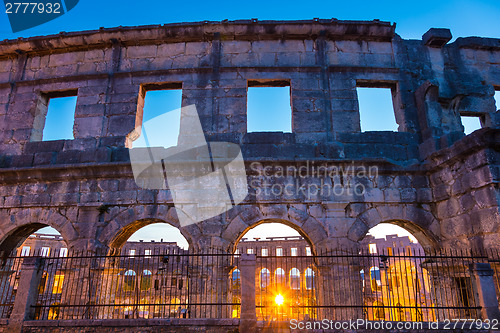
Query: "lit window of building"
41 247 50 257
305 247 312 256
21 246 31 256
52 274 64 294
145 249 151 257
291 248 298 256
276 248 283 256
129 249 135 257
247 248 254 254
369 244 377 254
261 248 268 256
59 248 68 257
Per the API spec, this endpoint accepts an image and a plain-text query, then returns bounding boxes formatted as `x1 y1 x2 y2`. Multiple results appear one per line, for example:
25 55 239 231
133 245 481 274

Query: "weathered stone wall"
0 20 498 256
19 319 239 332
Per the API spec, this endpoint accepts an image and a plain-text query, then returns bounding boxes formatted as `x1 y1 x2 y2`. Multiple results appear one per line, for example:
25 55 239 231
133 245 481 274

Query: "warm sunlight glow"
275 294 284 306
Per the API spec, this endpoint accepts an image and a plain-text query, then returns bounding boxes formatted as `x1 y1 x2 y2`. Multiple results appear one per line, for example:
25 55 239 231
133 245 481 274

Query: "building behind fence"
1 233 499 331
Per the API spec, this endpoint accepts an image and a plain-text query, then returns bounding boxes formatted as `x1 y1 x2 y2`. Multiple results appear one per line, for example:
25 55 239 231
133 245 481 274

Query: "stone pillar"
239 253 256 332
316 242 364 321
57 255 96 320
96 256 121 319
8 257 43 333
470 263 500 321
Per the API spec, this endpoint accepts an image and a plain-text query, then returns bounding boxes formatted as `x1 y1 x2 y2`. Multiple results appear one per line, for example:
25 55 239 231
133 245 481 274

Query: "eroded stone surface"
0 20 498 254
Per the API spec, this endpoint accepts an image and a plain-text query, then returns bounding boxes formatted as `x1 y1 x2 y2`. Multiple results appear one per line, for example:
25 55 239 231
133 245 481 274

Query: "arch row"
0 203 441 255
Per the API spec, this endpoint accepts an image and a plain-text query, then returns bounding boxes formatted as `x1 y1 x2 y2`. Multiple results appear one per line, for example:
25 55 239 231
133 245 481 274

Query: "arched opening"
361 223 435 322
304 268 315 290
289 268 301 290
106 222 189 320
140 270 152 291
369 266 382 292
233 221 316 321
260 268 271 289
0 224 68 257
123 270 136 291
229 267 241 318
232 219 316 255
107 220 191 256
0 224 69 319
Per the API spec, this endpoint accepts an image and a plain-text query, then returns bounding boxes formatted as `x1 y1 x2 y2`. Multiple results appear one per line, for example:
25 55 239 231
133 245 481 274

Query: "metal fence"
0 248 499 322
0 256 22 319
30 248 240 320
254 248 494 322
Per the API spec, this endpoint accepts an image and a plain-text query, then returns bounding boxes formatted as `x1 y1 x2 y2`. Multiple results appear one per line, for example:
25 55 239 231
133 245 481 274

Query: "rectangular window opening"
276 247 283 256
41 247 50 257
133 84 182 149
495 90 500 111
261 248 268 256
356 86 398 132
42 92 78 141
21 246 31 256
52 274 64 294
59 248 68 257
247 80 291 133
460 114 482 135
291 248 298 256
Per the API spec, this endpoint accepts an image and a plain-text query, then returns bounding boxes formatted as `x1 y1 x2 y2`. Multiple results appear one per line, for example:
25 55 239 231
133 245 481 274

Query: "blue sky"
1 0 499 40
10 0 500 245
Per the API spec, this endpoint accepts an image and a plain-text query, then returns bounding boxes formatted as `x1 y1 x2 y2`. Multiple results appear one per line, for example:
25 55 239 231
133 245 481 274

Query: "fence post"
8 257 43 333
239 253 256 331
470 263 500 321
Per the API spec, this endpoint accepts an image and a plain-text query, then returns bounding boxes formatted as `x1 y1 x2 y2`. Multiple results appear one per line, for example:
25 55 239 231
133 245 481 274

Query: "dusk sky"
8 0 499 246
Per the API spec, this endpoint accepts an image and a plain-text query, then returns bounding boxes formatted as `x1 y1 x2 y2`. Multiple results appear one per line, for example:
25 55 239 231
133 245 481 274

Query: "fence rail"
29 248 240 320
0 248 499 322
0 256 22 319
254 248 490 322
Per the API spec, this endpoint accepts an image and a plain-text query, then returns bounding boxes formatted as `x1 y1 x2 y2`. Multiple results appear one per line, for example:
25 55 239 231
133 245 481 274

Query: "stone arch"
102 217 198 256
347 205 441 252
0 222 72 257
225 204 328 255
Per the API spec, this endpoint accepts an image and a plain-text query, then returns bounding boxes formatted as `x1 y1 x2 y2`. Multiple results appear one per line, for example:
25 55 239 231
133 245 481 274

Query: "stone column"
470 263 500 321
8 257 43 333
239 253 256 332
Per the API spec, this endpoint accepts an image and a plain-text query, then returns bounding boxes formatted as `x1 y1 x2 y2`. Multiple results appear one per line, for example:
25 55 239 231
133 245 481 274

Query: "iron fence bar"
9 248 495 321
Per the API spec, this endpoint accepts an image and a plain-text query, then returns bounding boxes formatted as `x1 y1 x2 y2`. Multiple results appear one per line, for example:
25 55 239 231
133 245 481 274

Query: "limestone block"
105 115 136 136
48 51 85 67
222 41 251 54
436 197 461 219
73 116 102 138
185 42 210 55
157 42 185 57
126 45 158 59
222 215 248 241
